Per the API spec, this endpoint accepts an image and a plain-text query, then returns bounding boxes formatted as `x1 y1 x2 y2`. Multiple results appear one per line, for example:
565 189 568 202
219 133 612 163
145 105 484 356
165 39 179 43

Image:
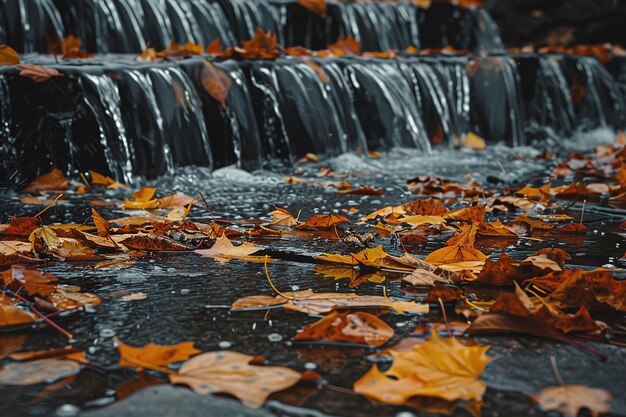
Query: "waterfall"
515 54 576 141
146 66 212 170
81 73 134 183
115 68 173 178
560 55 626 131
469 56 525 146
345 59 431 151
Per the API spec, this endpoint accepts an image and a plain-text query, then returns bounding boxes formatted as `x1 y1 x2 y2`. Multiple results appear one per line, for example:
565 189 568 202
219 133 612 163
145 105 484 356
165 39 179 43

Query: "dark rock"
79 385 274 417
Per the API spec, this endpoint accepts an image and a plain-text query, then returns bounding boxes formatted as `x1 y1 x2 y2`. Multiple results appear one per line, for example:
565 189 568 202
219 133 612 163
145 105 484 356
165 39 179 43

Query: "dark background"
486 0 626 48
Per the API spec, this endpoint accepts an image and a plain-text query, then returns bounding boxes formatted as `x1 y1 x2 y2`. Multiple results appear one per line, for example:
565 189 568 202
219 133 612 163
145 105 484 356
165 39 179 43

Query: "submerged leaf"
170 351 302 408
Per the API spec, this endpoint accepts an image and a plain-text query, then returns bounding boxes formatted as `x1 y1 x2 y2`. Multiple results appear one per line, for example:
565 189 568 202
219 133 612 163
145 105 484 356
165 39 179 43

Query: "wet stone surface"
0 138 625 417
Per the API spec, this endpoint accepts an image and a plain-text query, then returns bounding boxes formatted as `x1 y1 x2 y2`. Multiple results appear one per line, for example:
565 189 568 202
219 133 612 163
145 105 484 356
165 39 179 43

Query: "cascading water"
1 1 626 188
514 54 576 142
0 0 64 53
469 55 525 146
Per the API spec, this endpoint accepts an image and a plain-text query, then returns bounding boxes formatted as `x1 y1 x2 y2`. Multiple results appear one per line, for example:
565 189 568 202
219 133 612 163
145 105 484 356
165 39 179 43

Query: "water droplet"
291 285 300 291
55 404 80 417
304 362 317 370
267 333 283 342
180 289 190 295
99 328 115 338
219 341 232 349
88 346 97 354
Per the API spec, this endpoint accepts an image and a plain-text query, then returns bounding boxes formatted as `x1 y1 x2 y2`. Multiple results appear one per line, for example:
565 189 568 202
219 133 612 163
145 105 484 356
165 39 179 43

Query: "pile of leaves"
0 132 624 415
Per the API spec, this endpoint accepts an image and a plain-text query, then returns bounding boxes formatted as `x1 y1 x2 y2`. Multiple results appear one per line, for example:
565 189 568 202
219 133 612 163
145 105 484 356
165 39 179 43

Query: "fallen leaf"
354 334 491 403
195 234 264 263
15 64 62 83
293 311 394 346
555 306 601 334
443 205 485 223
117 339 200 371
462 132 486 150
114 234 190 252
0 305 37 328
170 351 302 408
91 208 111 238
425 245 488 265
48 287 101 309
268 207 299 227
89 170 126 189
533 385 611 417
298 213 350 229
0 359 81 385
232 289 429 315
23 169 68 194
0 45 20 65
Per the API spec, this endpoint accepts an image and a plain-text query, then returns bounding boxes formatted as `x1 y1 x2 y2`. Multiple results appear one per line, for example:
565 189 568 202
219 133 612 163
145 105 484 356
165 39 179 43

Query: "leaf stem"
550 356 565 386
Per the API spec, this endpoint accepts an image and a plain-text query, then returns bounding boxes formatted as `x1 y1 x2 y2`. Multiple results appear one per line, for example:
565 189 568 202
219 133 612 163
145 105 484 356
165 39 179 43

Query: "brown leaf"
555 306 602 334
443 205 485 223
0 45 20 65
326 35 361 56
232 289 429 315
293 311 394 346
15 64 62 83
298 213 350 229
201 61 232 108
402 198 447 216
0 359 81 385
240 28 280 59
23 168 68 194
424 245 488 265
298 0 326 18
533 385 611 417
91 208 111 238
170 351 302 408
206 38 222 55
0 305 37 329
114 233 190 252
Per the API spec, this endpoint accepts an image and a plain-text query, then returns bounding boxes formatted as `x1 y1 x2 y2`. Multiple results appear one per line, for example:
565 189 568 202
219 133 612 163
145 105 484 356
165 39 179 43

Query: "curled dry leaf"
354 334 492 403
232 289 429 315
170 351 302 408
0 359 81 386
268 207 299 227
117 339 200 371
533 385 612 417
91 208 111 238
293 311 394 346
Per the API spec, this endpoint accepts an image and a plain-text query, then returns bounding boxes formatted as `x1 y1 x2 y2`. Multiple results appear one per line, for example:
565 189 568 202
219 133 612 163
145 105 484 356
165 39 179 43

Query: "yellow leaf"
354 334 492 403
462 132 486 150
